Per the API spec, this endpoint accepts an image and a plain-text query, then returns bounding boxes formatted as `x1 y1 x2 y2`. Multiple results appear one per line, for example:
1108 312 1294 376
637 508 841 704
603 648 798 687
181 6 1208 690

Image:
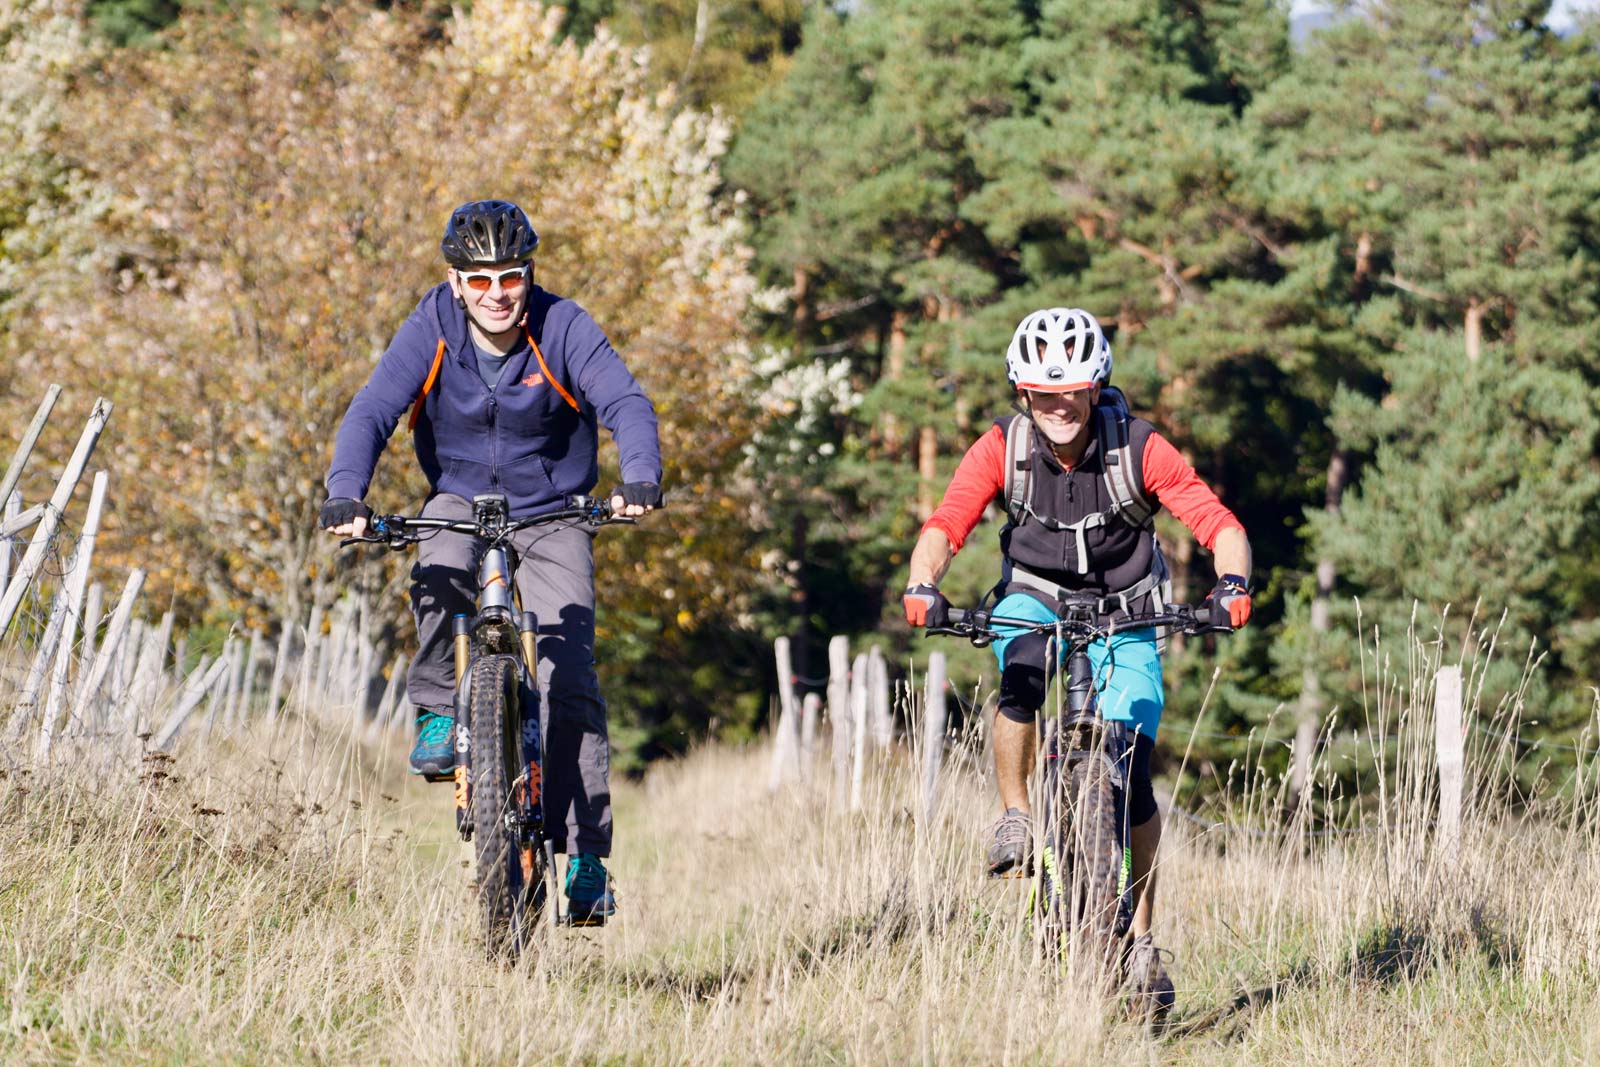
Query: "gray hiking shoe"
985 806 1032 878
1122 933 1176 1030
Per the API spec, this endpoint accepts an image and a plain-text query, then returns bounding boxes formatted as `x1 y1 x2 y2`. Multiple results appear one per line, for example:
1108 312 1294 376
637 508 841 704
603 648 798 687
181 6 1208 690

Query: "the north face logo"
521 372 545 389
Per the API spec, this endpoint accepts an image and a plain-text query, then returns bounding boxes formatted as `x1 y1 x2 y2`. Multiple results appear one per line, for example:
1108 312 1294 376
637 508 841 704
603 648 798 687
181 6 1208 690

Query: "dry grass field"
5 672 1600 1066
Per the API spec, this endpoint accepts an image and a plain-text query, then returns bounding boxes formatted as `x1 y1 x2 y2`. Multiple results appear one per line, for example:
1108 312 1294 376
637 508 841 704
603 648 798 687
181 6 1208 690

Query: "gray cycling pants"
407 492 611 857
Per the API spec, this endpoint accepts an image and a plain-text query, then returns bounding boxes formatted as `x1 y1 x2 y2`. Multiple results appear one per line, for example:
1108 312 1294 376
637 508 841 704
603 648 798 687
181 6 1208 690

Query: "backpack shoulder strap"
1001 414 1032 526
407 338 447 433
1098 405 1154 529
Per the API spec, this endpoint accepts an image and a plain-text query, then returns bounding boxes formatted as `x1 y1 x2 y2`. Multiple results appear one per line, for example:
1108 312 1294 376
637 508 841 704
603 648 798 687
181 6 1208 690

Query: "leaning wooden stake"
0 492 19 593
71 569 144 731
0 384 62 515
1434 665 1465 867
151 654 231 751
921 651 948 824
0 398 112 638
37 472 109 758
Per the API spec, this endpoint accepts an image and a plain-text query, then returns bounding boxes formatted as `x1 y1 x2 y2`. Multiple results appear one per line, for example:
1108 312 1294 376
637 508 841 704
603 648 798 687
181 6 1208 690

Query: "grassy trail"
4 714 1600 1065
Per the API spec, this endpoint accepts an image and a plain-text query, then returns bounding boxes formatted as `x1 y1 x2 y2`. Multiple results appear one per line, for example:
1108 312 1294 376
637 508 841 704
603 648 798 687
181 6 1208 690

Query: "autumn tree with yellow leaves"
7 0 777 753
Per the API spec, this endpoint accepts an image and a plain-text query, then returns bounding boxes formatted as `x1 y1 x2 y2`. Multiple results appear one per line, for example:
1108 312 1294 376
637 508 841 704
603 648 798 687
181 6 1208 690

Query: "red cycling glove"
1205 574 1252 629
902 584 950 628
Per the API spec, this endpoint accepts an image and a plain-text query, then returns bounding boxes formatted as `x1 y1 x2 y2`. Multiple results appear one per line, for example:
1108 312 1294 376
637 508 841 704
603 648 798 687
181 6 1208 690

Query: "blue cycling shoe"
565 853 616 926
408 711 456 777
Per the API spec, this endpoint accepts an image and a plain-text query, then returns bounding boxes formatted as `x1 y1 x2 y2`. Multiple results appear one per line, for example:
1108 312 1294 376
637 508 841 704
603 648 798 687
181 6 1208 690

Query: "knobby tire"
1065 754 1123 977
1036 743 1123 983
469 654 539 960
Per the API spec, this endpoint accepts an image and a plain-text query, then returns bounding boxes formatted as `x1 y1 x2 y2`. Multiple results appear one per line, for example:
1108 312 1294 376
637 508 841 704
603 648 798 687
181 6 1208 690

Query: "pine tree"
1253 0 1600 764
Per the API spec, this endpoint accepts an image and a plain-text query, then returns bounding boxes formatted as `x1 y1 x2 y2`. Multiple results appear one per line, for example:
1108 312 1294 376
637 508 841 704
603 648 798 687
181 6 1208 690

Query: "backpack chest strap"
1005 561 1167 619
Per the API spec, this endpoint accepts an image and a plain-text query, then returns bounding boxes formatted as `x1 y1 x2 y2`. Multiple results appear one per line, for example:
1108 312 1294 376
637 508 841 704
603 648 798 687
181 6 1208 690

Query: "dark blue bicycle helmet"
440 200 540 267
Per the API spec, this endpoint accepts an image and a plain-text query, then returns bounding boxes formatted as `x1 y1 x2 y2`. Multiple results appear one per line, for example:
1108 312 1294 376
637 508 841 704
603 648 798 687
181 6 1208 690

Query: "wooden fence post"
78 581 104 684
921 651 948 823
800 692 820 780
867 645 891 747
238 631 262 725
850 652 868 811
828 635 851 806
1435 665 1465 865
769 636 801 790
266 619 295 720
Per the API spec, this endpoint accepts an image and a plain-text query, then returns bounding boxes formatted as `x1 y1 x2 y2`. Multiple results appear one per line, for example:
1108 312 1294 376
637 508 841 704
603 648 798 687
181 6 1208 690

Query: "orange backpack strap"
407 339 447 432
526 327 579 412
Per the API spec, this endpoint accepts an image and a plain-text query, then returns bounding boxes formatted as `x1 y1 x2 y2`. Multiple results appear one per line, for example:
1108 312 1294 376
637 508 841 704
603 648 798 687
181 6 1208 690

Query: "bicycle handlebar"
925 603 1233 646
339 495 632 551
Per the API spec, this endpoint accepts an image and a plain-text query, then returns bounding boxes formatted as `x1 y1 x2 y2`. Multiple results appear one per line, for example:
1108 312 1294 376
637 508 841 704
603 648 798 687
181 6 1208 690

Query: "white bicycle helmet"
1004 307 1111 392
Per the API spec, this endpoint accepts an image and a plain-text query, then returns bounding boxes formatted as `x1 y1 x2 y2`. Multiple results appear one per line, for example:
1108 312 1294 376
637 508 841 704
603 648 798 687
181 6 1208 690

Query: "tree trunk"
882 309 908 453
793 265 813 348
916 426 938 522
1464 299 1483 362
1290 448 1348 808
1353 230 1373 289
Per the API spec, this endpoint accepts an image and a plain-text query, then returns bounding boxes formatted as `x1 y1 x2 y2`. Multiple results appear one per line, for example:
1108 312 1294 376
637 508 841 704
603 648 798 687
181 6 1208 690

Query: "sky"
1290 0 1595 31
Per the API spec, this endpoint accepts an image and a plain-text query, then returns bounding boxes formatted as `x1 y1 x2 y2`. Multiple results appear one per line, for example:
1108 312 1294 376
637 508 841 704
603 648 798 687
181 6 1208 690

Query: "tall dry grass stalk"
3 622 1600 1064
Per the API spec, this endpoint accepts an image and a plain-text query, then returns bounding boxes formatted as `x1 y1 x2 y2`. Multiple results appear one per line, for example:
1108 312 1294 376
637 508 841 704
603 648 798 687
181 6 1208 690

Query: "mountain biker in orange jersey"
902 307 1252 1004
318 200 662 924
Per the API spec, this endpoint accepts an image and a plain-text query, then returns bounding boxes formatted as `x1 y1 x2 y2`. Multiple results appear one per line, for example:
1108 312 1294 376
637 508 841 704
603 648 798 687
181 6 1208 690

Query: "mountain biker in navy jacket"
319 200 661 924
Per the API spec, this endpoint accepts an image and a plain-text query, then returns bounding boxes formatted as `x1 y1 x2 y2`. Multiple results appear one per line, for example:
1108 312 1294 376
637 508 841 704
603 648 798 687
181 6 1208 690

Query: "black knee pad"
1126 734 1157 825
997 631 1051 725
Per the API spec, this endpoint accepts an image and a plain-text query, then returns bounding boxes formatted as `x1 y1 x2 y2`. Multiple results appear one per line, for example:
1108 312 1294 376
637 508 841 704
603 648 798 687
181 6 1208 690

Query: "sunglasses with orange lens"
458 265 529 293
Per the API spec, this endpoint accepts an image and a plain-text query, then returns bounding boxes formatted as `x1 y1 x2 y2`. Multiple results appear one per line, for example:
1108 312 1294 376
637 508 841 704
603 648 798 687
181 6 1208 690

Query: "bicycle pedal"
560 914 608 928
989 868 1033 880
421 772 454 783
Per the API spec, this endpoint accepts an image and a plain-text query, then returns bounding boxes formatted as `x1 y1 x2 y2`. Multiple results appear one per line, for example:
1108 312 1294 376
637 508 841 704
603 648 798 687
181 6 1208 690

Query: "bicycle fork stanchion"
453 614 473 839
513 610 547 917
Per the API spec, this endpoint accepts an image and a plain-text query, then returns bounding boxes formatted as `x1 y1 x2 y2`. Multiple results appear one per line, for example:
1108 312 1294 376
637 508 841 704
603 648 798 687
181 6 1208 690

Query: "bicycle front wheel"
1065 753 1123 975
469 654 533 960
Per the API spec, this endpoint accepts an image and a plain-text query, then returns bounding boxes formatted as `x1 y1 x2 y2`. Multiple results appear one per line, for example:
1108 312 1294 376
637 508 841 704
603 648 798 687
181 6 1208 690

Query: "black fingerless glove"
318 497 370 529
610 482 663 508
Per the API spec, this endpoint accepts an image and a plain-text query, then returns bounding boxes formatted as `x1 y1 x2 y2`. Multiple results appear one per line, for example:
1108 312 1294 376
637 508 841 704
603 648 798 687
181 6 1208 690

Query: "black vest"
996 413 1160 596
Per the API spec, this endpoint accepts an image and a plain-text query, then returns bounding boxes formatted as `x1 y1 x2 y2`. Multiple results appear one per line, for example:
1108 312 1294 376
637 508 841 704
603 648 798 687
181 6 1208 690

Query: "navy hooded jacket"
325 283 661 516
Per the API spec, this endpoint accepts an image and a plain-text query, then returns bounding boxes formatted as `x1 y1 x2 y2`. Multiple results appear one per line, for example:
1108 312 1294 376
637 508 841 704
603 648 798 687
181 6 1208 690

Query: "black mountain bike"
930 596 1231 982
344 492 632 959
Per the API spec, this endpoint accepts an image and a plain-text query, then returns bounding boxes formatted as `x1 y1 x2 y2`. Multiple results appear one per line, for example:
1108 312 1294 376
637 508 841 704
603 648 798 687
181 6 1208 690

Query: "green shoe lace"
415 712 454 747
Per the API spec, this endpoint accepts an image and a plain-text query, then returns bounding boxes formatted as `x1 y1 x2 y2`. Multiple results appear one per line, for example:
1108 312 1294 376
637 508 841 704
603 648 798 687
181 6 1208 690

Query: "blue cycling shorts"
989 592 1165 740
